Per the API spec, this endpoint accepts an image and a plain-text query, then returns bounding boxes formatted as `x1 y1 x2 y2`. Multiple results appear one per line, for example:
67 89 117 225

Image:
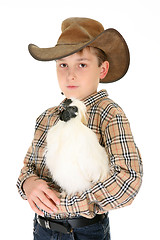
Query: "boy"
17 17 143 240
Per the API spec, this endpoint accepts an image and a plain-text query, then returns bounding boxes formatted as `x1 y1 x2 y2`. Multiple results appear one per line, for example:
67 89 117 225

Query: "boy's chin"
64 93 81 100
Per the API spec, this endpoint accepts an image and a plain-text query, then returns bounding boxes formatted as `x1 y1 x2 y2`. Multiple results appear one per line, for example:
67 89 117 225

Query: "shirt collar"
83 89 108 107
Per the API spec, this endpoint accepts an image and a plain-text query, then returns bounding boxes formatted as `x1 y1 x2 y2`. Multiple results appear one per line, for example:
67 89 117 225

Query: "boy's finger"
33 196 57 214
29 199 44 217
44 188 61 206
37 191 59 212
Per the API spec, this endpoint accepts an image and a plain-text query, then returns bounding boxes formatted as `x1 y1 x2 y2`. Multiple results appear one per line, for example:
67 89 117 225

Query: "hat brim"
28 28 130 83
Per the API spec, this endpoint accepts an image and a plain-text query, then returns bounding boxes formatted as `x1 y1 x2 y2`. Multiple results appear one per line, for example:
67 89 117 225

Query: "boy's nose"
67 68 76 81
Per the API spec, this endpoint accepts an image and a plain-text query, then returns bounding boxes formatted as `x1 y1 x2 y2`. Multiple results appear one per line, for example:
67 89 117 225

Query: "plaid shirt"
17 89 143 219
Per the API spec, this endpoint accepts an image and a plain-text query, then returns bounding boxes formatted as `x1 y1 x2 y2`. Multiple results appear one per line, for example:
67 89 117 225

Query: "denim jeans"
33 214 111 240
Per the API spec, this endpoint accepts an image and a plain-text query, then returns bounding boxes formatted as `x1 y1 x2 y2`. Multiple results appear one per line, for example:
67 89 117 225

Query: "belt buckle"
45 220 50 229
37 215 72 234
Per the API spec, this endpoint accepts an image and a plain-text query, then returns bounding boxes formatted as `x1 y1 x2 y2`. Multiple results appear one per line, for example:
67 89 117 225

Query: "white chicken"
45 98 110 195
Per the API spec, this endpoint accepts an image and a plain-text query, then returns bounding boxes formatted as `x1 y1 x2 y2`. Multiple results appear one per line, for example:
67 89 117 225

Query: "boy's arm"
16 141 38 199
16 108 54 200
55 113 143 218
16 108 61 216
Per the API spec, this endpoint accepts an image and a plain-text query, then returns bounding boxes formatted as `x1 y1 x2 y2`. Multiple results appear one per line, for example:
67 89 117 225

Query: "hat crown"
57 17 104 45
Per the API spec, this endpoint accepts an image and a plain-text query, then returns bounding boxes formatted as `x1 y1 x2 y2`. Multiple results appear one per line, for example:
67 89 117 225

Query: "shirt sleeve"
16 139 38 200
55 113 143 219
16 109 49 200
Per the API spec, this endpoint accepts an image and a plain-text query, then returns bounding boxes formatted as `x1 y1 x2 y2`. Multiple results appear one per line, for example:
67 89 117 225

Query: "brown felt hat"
28 17 130 83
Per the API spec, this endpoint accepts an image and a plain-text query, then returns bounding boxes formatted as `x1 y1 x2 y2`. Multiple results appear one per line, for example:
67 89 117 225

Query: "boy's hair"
78 46 108 67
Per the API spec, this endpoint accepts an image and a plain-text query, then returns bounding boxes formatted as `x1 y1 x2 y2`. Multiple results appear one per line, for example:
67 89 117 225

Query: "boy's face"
56 48 109 100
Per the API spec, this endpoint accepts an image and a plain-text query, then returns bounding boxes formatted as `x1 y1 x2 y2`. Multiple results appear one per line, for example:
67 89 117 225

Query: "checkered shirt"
16 89 143 219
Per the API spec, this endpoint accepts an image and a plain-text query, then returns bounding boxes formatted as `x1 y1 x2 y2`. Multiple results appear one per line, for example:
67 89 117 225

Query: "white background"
0 0 159 239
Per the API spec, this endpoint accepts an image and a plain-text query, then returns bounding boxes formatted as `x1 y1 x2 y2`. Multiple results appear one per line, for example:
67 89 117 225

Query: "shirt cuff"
16 173 38 200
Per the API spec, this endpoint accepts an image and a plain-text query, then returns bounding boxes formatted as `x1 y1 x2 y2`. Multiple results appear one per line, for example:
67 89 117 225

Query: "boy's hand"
23 176 60 216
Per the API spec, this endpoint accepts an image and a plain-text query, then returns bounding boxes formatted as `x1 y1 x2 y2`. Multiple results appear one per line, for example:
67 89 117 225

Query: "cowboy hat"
28 17 130 83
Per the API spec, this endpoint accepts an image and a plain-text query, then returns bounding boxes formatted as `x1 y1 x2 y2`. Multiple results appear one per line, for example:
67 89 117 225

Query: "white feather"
45 99 109 195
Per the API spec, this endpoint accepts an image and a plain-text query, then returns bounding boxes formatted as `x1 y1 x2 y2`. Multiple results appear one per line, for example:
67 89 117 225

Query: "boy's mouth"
67 86 79 89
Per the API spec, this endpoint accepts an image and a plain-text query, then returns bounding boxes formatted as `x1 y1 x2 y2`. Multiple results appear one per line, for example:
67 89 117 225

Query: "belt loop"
36 215 41 225
71 229 75 240
63 220 72 233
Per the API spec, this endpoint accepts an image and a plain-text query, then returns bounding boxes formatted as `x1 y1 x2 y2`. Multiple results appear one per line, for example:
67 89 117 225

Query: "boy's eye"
79 63 87 68
60 64 67 68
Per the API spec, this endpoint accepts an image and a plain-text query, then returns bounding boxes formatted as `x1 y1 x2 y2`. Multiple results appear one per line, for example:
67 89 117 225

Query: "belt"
37 213 106 234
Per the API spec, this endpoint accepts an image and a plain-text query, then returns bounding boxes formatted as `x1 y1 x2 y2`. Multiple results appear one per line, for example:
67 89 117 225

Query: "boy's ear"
100 61 109 80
